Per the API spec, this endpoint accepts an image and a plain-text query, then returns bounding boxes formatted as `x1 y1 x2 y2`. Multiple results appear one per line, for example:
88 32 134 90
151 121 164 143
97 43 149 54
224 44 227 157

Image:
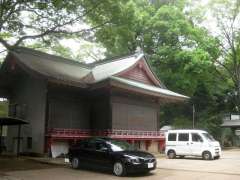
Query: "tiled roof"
91 54 143 82
9 47 143 84
110 76 189 100
10 47 91 87
1 47 189 100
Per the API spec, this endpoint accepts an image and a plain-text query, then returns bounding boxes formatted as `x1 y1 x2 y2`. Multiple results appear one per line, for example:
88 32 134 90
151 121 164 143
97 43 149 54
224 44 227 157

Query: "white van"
165 129 221 160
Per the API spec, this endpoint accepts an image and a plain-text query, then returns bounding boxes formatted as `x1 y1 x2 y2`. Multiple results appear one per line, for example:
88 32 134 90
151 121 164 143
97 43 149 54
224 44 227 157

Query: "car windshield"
107 140 135 152
202 133 215 142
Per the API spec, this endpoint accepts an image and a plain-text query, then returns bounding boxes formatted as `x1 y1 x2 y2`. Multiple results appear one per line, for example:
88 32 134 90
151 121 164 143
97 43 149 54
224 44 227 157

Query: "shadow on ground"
67 165 155 178
0 156 59 172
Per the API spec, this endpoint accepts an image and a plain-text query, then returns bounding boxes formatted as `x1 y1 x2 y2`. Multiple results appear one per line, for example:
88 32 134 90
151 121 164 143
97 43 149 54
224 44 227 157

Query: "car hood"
114 150 155 159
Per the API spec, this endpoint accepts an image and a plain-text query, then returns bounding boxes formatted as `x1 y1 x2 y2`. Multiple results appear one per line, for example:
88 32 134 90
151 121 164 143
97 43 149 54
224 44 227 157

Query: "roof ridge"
11 47 139 69
89 53 137 67
12 47 93 69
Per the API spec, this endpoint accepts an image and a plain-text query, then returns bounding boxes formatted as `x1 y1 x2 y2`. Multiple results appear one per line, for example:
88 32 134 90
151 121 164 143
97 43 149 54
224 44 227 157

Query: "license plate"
64 158 70 163
148 163 154 168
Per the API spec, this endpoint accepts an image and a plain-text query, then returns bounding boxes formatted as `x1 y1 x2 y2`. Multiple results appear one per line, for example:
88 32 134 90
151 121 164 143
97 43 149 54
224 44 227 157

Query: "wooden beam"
17 125 21 157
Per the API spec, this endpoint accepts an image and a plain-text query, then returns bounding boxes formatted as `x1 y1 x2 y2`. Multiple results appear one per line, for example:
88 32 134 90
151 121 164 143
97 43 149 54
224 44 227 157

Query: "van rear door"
177 133 191 155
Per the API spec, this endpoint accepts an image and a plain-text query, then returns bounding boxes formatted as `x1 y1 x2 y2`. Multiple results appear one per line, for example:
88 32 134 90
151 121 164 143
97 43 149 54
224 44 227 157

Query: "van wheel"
168 150 176 159
202 151 212 160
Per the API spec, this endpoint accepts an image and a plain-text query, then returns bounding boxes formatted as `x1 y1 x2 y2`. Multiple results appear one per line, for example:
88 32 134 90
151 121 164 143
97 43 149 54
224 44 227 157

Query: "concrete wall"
7 74 47 154
137 141 159 153
148 141 159 153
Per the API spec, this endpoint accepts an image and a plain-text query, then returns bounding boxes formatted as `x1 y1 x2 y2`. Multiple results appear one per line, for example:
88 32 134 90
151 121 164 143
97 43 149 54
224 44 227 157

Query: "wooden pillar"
17 125 21 157
0 125 2 154
145 140 152 151
158 140 165 152
131 140 135 144
47 137 53 157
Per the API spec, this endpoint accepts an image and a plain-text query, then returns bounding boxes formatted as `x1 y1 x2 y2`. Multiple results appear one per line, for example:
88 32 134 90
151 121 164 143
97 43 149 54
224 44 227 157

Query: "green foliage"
27 41 75 60
173 116 193 129
207 0 240 112
0 0 124 51
86 0 228 137
0 101 8 117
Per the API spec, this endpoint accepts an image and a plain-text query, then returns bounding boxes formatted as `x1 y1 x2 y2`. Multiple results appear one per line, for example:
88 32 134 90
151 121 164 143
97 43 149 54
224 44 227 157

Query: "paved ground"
158 149 240 175
1 149 240 180
2 167 240 180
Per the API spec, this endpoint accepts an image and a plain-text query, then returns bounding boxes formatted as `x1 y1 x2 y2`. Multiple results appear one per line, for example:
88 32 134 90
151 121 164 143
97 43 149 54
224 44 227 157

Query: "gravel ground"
2 167 240 180
1 149 240 180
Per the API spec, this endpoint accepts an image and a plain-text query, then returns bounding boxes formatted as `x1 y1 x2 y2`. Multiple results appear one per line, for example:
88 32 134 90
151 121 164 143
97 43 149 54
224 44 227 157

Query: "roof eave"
109 77 189 102
9 52 88 89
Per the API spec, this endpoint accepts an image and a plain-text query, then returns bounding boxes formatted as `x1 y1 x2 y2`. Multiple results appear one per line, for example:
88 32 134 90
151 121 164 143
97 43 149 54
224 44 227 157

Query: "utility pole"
192 104 195 129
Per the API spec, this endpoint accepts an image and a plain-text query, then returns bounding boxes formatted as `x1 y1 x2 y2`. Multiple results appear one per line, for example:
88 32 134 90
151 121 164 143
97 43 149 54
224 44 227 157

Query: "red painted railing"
46 128 165 140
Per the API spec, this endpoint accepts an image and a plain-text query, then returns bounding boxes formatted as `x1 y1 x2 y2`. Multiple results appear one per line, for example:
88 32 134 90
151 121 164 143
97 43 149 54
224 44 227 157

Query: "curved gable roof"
8 47 91 87
1 47 188 101
91 54 143 83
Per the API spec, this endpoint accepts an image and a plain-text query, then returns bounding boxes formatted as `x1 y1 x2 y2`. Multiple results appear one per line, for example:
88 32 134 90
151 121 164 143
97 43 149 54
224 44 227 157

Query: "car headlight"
124 155 141 164
131 158 140 164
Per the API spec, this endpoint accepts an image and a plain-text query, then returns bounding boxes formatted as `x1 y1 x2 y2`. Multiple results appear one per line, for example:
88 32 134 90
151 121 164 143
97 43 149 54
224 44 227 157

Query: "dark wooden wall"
90 95 111 130
47 86 111 130
111 94 159 131
47 86 91 129
48 98 90 129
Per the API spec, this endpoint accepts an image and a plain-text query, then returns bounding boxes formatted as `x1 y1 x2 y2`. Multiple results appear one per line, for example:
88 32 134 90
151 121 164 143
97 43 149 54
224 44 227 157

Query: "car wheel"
179 156 185 159
113 162 126 176
71 157 80 169
168 150 176 159
202 151 212 160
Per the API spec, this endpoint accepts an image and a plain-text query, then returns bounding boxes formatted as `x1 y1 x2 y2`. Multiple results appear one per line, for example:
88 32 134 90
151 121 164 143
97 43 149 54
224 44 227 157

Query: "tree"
86 0 227 137
87 0 221 92
0 0 124 52
207 0 240 112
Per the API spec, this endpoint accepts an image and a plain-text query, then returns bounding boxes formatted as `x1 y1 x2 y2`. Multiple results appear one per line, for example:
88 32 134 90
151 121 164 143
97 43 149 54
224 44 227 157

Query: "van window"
178 133 189 141
202 133 215 142
191 133 203 142
168 133 177 141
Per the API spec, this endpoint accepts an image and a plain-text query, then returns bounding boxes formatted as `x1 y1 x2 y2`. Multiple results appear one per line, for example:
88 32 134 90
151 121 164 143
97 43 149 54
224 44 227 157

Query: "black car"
68 137 157 176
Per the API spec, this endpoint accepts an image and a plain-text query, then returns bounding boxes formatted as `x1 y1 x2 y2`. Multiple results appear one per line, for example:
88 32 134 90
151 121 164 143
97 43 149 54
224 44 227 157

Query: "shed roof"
221 120 240 127
0 117 28 126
